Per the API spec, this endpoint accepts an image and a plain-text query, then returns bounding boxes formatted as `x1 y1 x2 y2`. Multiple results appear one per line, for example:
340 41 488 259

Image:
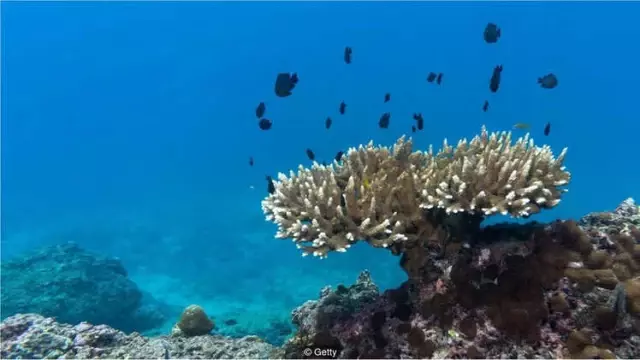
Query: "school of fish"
248 23 559 194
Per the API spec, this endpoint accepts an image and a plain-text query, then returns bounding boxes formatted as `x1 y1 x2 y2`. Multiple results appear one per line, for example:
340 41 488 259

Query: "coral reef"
0 243 166 333
0 313 281 359
1 199 640 358
262 126 570 258
281 198 640 359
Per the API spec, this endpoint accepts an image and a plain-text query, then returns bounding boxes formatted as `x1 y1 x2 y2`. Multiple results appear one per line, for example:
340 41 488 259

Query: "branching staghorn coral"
261 126 570 258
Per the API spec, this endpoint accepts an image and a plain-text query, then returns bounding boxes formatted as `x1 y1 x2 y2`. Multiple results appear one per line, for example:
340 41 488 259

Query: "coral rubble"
0 313 281 359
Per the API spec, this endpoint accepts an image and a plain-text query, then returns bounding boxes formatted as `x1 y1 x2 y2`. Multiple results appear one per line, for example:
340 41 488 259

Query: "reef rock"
0 313 280 359
0 242 166 333
282 198 640 359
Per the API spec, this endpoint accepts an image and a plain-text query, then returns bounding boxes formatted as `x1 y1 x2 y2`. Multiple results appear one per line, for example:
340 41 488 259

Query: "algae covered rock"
175 305 214 337
0 243 165 333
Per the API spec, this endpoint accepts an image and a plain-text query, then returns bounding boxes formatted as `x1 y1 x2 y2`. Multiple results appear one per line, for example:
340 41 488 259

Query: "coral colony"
262 126 570 258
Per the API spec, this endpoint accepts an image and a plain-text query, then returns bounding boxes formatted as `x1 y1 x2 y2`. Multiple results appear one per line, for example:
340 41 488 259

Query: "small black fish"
484 23 501 44
325 117 332 129
544 122 551 136
427 72 437 83
266 176 275 194
489 65 503 93
258 118 272 130
538 73 558 89
379 112 391 129
436 73 443 85
412 113 424 130
339 101 346 115
334 151 344 162
306 148 315 161
224 319 238 326
384 93 391 103
321 161 328 166
344 46 352 64
411 125 416 133
482 100 489 112
249 157 254 166
255 102 265 118
274 72 298 97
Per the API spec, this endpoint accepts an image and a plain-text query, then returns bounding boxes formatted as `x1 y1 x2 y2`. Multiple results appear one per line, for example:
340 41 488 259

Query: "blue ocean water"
1 1 639 343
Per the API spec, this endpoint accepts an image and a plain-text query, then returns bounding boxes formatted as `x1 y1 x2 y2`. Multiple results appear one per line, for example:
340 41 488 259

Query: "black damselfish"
379 112 391 129
255 102 265 118
344 46 352 64
266 176 276 194
413 113 424 130
274 72 298 97
538 73 558 89
306 148 315 161
339 101 346 115
489 65 503 93
484 23 501 44
258 118 272 130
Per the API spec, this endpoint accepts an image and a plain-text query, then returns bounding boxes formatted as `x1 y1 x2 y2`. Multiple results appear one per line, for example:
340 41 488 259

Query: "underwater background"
2 0 639 346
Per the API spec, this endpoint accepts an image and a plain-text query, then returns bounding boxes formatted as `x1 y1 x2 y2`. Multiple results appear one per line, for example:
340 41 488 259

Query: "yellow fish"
513 122 531 130
363 177 371 189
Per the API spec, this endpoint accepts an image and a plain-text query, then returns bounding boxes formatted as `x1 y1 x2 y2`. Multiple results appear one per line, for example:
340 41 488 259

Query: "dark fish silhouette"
482 100 489 112
413 113 424 130
344 46 352 64
379 112 391 129
334 151 344 162
325 117 332 129
224 319 238 326
266 176 276 194
538 73 558 89
255 102 266 118
436 73 443 85
427 72 437 83
258 118 272 130
544 122 551 136
339 101 346 115
274 72 298 97
249 157 254 166
411 125 416 133
321 161 328 166
384 93 391 102
484 23 501 44
489 65 503 93
306 148 315 161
